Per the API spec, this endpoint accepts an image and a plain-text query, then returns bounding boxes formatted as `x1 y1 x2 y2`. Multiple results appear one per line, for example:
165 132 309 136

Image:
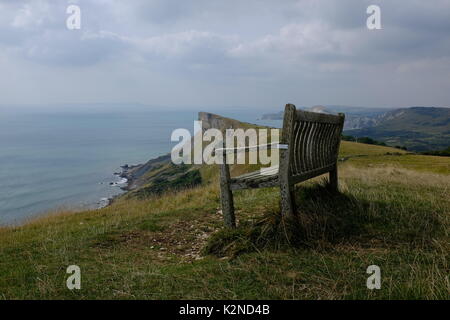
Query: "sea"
0 104 282 225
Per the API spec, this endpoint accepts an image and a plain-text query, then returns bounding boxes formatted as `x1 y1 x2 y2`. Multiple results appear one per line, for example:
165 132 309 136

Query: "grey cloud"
19 30 129 66
0 0 449 108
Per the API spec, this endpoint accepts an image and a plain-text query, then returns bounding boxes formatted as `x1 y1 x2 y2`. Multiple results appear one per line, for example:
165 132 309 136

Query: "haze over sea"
0 104 279 225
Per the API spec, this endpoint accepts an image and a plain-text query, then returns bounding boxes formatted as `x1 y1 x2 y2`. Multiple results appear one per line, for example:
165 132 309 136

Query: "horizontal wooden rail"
216 142 288 155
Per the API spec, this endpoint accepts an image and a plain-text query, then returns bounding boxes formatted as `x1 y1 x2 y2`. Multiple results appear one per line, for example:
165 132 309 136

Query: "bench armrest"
216 142 288 155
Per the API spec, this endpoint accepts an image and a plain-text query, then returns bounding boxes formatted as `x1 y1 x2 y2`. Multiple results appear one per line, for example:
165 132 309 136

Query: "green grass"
339 140 408 158
0 142 449 299
339 141 449 174
131 167 202 199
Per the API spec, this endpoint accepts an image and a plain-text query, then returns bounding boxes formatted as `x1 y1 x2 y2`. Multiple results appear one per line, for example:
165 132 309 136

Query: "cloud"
20 30 129 66
11 1 52 29
229 22 345 61
131 30 237 61
0 0 449 107
0 1 130 67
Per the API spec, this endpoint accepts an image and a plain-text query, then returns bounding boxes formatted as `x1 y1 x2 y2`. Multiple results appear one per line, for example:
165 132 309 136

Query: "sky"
0 0 450 110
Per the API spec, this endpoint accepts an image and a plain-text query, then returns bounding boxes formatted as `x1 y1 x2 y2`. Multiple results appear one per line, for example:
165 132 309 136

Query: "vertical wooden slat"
316 123 326 167
304 121 313 171
292 121 300 175
329 113 345 191
311 121 321 169
321 123 330 167
298 121 309 173
332 113 345 162
325 123 335 165
307 122 315 170
332 125 340 159
296 121 304 173
308 122 316 170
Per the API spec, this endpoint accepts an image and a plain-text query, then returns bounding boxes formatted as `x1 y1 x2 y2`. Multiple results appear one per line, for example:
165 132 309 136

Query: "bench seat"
230 166 279 190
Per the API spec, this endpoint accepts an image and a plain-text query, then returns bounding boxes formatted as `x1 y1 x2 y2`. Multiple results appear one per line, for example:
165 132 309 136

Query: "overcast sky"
1 0 449 110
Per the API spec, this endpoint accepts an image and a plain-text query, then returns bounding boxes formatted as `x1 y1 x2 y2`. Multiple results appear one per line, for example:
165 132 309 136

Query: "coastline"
99 165 134 209
100 154 171 209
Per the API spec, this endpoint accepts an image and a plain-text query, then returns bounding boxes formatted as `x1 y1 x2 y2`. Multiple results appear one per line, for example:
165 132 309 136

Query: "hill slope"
0 116 449 300
261 105 391 130
344 107 450 151
262 106 450 151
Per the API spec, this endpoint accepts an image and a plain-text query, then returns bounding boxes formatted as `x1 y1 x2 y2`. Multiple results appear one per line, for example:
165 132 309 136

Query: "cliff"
120 112 257 197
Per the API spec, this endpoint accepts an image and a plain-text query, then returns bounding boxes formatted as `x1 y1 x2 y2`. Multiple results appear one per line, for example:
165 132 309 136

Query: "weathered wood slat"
231 177 279 191
304 122 313 172
299 121 310 174
231 169 263 181
317 123 327 168
230 167 278 183
291 164 336 185
311 122 320 171
323 123 333 165
216 142 287 155
292 121 301 175
296 109 343 124
298 121 308 174
325 123 335 165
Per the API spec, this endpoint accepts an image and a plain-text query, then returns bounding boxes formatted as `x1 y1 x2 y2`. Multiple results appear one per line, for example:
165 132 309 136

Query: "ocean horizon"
0 105 280 225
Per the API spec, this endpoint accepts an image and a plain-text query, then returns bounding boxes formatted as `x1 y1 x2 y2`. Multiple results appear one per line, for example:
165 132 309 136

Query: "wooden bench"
218 104 345 228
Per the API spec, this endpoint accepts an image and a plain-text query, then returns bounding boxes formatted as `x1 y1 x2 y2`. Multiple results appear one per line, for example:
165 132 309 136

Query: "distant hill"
345 107 450 152
260 105 391 130
261 106 450 152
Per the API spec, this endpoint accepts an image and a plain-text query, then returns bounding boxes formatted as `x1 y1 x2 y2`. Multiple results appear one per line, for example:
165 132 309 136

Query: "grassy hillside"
0 141 449 299
345 107 450 152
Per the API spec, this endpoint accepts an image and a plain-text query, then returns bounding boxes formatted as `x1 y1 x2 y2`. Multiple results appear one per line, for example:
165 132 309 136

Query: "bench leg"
220 164 236 228
280 184 296 219
329 166 338 192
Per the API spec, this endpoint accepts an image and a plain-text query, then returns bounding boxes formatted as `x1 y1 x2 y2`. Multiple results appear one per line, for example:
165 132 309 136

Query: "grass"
0 141 449 299
339 140 408 158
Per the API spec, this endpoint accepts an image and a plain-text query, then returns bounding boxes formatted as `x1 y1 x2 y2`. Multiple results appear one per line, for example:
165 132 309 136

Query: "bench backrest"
279 104 345 183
